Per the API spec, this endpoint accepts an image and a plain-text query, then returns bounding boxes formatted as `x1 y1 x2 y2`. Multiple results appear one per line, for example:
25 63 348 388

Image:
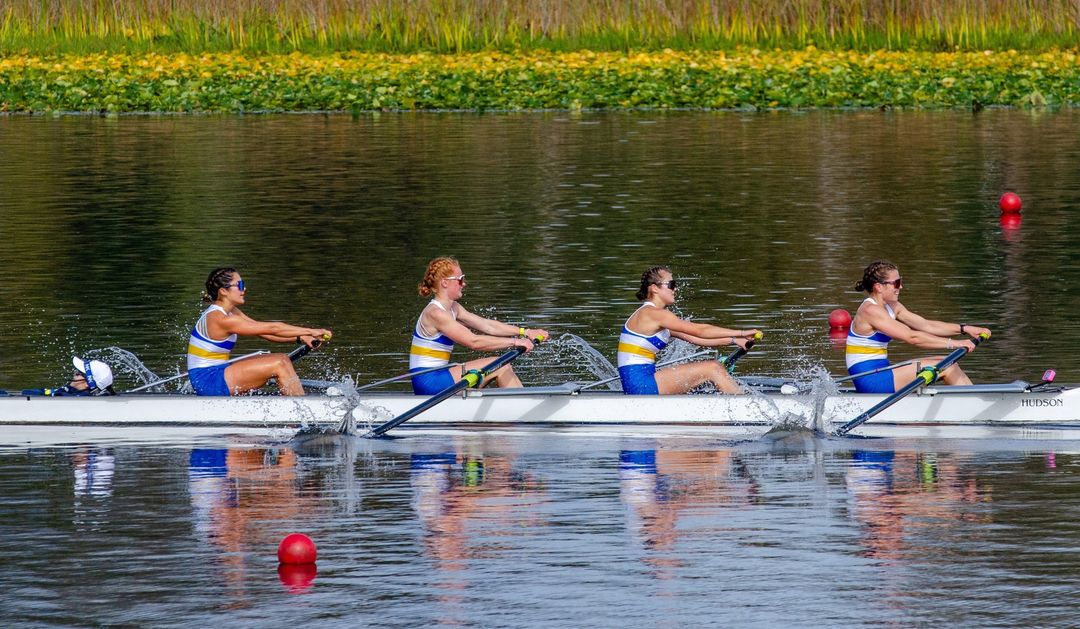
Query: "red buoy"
828 308 852 329
278 533 317 565
999 192 1022 213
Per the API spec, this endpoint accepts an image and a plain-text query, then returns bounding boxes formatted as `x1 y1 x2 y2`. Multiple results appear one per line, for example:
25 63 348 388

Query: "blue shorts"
619 364 659 395
848 359 895 394
411 367 455 395
189 364 231 396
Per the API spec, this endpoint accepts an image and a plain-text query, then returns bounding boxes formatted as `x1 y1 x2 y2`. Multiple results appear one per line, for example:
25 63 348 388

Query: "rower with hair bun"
408 257 549 395
187 267 332 396
847 260 991 393
618 266 761 395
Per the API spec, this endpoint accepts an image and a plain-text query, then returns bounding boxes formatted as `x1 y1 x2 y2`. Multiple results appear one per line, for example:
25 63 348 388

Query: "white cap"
72 356 114 390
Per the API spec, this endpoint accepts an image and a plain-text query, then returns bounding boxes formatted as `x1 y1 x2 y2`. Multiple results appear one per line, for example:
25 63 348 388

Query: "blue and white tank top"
845 298 896 370
187 305 238 370
617 303 671 367
409 300 456 370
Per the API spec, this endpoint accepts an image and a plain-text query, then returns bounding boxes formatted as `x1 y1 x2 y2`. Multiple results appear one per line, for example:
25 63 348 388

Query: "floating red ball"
999 192 1022 213
828 308 852 329
278 533 317 565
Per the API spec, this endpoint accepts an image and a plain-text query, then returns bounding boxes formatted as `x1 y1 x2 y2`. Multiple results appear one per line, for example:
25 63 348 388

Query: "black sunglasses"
879 277 902 289
655 279 678 290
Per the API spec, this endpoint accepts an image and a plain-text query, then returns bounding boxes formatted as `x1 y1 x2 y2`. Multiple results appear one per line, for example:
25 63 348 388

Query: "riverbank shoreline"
2 48 1076 113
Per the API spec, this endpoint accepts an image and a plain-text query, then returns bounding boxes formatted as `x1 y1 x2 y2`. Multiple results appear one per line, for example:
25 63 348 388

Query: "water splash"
86 346 164 388
550 333 619 389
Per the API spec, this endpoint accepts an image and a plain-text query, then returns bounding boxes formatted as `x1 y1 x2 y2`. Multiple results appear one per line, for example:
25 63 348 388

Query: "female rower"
409 257 548 395
187 267 332 396
618 266 761 395
847 260 991 393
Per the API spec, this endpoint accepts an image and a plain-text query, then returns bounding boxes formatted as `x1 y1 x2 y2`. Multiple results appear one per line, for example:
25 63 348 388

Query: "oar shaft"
721 332 763 373
576 350 713 392
355 363 464 392
125 350 270 393
367 345 529 437
835 333 988 437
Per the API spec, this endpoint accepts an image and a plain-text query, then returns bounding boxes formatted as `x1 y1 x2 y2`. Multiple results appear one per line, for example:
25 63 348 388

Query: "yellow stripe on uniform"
845 345 887 355
187 344 230 361
617 342 658 359
410 345 452 361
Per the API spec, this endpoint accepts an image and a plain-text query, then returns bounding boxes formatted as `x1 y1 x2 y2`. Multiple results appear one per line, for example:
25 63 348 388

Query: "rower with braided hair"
408 257 549 394
187 267 332 396
846 260 991 393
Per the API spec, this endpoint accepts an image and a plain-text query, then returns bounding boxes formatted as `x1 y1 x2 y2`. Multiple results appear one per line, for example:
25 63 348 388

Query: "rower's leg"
462 357 523 388
892 358 973 389
938 364 973 386
656 361 744 394
226 354 305 396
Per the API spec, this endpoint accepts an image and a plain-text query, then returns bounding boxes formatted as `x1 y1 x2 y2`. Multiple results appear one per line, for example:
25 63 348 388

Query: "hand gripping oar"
365 337 542 438
722 332 763 374
834 332 989 437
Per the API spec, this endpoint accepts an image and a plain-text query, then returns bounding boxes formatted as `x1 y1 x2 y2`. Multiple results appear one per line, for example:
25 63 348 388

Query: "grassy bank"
2 0 1079 54
1 49 1076 113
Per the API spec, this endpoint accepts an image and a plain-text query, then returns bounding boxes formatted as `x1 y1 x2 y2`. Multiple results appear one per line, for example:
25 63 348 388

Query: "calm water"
1 110 1079 625
4 432 1080 626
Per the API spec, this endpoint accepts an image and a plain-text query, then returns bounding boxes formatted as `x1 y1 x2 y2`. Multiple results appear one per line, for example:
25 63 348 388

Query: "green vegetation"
1 49 1076 113
2 2 1077 113
1 0 1079 54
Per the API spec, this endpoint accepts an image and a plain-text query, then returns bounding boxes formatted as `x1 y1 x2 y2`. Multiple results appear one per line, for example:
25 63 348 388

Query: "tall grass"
2 0 1078 53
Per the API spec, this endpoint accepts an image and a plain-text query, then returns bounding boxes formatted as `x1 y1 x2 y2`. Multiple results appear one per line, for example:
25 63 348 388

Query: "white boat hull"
0 383 1077 438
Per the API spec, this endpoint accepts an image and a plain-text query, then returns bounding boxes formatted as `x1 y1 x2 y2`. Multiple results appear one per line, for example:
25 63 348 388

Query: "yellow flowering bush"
1 48 1077 112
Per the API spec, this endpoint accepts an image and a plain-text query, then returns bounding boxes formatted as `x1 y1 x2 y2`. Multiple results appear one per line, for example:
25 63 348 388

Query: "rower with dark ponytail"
845 259 990 394
203 267 238 302
854 260 898 293
617 265 761 395
186 267 332 397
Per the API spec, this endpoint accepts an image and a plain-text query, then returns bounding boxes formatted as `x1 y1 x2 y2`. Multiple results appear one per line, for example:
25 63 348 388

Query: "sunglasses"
879 278 902 289
225 279 246 291
656 279 678 290
446 274 466 284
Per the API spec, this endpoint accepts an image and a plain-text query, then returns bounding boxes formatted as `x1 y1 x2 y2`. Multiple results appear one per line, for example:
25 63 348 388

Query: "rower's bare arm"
670 330 737 348
868 307 968 350
212 310 330 341
432 309 532 352
660 311 758 345
457 307 547 341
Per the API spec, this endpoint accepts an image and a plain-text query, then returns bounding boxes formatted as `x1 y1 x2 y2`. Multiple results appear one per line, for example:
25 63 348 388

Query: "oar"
721 332 763 374
302 363 465 392
777 359 922 394
834 333 989 437
125 351 270 393
365 340 540 438
125 335 327 394
574 350 713 392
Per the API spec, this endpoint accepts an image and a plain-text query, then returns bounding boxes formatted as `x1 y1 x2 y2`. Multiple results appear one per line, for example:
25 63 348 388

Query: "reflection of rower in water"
619 448 753 566
21 356 116 396
847 260 991 393
618 266 761 394
844 449 989 562
188 447 312 602
409 452 546 578
187 267 332 396
409 257 548 395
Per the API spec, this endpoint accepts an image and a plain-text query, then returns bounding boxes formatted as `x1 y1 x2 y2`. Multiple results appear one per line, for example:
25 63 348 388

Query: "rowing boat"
0 379 1076 438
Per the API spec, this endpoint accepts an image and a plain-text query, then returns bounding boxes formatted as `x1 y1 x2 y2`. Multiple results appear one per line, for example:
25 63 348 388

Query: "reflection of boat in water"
1 380 1077 438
